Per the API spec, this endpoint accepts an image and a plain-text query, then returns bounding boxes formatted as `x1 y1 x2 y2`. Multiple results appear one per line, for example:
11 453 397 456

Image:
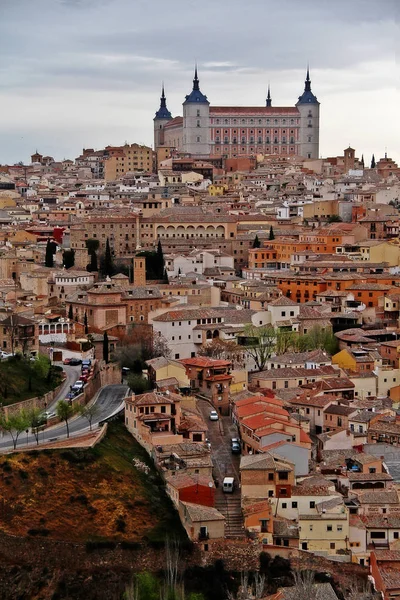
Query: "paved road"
198 399 245 538
48 363 82 410
0 384 128 452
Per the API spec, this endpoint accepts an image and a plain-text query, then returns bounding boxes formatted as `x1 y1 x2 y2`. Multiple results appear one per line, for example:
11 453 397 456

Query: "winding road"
0 384 128 452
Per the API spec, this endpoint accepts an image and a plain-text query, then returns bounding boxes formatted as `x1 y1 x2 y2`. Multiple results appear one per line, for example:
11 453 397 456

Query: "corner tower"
153 84 172 151
182 66 210 155
296 67 320 159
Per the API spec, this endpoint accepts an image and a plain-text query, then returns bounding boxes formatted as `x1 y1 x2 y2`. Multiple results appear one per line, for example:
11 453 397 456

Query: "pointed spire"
155 82 172 119
266 83 272 107
305 64 311 92
193 63 199 91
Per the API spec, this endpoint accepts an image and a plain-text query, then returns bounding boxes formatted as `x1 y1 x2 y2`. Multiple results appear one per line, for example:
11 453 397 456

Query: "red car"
79 374 89 383
63 358 71 365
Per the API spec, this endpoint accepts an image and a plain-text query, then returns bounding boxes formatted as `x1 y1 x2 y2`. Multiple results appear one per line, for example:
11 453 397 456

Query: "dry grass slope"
0 421 185 543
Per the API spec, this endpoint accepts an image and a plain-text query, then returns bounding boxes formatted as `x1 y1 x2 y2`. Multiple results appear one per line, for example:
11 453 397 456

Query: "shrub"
2 462 12 472
121 540 142 550
28 528 50 537
37 467 48 477
116 516 127 532
85 540 117 552
19 470 29 480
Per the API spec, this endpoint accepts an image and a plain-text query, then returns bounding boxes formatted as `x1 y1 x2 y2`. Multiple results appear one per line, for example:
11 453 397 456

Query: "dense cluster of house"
1 145 400 597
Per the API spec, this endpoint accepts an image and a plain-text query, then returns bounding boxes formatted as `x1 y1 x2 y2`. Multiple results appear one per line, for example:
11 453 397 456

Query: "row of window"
215 129 296 135
213 118 300 125
215 138 296 144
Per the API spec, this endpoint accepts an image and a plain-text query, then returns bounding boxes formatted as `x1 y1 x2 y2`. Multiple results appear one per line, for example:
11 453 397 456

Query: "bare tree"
198 339 246 369
241 324 276 371
77 402 100 431
291 570 317 600
227 572 265 600
344 580 379 600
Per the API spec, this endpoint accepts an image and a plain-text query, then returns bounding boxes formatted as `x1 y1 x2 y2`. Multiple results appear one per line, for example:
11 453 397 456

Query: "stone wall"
3 379 65 418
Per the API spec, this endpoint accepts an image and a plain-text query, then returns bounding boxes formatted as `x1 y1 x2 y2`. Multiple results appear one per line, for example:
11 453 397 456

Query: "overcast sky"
0 0 399 165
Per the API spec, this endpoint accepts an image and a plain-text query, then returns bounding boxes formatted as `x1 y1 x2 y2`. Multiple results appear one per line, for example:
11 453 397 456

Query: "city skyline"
0 0 398 164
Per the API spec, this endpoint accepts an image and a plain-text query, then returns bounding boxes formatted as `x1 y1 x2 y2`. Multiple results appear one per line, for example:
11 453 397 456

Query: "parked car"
42 411 56 420
73 380 84 389
66 392 75 400
79 374 89 383
0 351 14 360
63 358 71 365
69 358 82 366
209 410 219 421
82 359 92 369
222 477 235 493
205 438 211 450
231 439 241 454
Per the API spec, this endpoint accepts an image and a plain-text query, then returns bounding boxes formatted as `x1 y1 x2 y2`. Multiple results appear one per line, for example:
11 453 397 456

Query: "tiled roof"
181 502 225 522
240 453 293 471
324 404 355 416
210 106 299 115
348 472 393 481
180 357 231 368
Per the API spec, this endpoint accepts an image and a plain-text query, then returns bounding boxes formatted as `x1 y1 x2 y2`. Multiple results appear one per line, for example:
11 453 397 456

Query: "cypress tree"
269 225 275 240
68 304 73 320
84 312 88 334
371 154 376 169
103 331 109 364
62 249 75 269
252 235 261 248
45 238 54 268
157 240 164 279
87 250 98 272
104 238 113 277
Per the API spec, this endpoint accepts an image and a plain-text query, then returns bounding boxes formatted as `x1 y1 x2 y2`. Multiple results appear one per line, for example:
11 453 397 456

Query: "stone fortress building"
154 66 320 160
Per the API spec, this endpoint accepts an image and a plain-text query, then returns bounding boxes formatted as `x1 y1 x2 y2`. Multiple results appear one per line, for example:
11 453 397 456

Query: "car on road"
63 358 71 365
222 477 235 493
69 358 82 366
205 438 211 449
42 411 56 420
82 359 92 369
66 392 75 400
73 380 84 389
209 410 219 421
231 438 241 454
79 374 89 383
0 351 14 360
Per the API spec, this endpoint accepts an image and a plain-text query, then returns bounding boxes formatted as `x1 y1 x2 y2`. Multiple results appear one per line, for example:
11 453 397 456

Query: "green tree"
157 240 165 278
68 304 73 320
27 407 44 445
85 239 100 254
84 312 88 334
0 410 30 450
241 324 276 371
163 267 169 283
275 330 298 355
56 399 74 438
102 238 114 277
45 238 54 268
87 249 98 272
269 225 275 240
103 331 109 363
78 402 100 431
62 249 75 269
252 235 261 248
297 325 338 355
127 373 151 395
371 154 376 168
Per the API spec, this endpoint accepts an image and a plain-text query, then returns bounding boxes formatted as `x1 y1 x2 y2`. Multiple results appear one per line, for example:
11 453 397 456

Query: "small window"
327 525 333 532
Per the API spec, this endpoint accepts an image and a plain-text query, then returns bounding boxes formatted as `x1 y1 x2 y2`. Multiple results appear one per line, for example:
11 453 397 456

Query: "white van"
222 477 235 493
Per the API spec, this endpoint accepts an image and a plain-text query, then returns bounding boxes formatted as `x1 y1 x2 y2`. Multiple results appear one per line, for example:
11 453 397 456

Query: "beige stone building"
104 144 153 181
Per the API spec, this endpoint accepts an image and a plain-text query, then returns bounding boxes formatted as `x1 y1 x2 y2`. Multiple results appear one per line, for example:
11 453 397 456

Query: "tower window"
196 110 200 117
197 136 201 142
197 120 200 127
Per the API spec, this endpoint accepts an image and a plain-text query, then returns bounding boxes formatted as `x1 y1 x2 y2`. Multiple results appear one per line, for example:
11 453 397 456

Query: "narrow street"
197 398 245 539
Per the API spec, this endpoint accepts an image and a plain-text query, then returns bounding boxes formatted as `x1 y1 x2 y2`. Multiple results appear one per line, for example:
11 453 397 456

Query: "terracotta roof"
181 502 225 522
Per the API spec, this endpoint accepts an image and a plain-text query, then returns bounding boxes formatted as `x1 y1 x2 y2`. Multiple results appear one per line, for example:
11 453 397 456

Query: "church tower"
153 84 172 151
182 66 211 155
296 67 320 160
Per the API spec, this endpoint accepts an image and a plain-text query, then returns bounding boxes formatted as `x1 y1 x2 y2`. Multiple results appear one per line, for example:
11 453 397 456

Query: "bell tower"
153 84 172 151
296 67 320 160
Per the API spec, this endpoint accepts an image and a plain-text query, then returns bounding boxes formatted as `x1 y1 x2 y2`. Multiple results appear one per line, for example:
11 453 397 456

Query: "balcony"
198 531 209 541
